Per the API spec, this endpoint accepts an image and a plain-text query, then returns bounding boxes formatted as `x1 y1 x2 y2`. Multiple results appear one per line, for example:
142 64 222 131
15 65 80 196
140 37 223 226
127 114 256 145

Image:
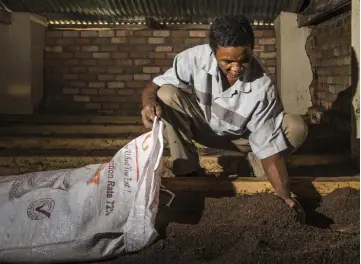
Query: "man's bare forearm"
142 82 159 108
261 153 291 199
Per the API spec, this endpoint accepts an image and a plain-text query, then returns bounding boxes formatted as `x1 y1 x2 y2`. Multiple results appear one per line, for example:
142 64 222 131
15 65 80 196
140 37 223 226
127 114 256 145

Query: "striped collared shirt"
153 44 287 159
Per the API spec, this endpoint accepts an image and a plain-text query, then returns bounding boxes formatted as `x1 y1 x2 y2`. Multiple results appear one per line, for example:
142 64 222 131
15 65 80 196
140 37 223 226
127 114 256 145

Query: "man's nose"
231 63 242 72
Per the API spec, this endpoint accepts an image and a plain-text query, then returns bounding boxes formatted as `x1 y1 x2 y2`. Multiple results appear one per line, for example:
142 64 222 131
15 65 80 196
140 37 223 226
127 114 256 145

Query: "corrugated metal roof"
3 0 299 24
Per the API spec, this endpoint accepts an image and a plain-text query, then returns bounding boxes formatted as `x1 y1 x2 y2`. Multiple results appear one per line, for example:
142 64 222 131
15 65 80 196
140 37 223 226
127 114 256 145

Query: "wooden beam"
161 176 360 198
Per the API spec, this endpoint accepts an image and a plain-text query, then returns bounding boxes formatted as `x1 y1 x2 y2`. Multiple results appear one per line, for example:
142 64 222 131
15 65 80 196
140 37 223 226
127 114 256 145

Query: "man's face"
215 45 253 80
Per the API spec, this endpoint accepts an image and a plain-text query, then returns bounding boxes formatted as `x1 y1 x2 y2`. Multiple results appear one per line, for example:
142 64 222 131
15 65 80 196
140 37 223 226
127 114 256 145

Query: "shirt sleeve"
152 49 194 88
246 81 288 159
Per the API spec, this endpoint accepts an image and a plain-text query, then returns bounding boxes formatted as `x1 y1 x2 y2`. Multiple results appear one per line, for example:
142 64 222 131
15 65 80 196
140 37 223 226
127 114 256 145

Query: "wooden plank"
0 124 149 135
0 115 142 125
0 154 350 176
161 176 360 198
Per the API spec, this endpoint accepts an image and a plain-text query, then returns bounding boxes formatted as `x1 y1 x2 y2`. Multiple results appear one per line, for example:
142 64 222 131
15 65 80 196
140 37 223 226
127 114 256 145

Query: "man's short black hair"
209 15 255 53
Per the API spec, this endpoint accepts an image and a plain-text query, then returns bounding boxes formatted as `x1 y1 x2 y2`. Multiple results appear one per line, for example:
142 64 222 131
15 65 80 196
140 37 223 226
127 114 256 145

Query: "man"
141 15 308 213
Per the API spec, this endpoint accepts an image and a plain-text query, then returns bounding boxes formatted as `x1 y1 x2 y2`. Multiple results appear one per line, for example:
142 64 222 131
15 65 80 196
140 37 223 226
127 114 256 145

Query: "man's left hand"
284 197 306 224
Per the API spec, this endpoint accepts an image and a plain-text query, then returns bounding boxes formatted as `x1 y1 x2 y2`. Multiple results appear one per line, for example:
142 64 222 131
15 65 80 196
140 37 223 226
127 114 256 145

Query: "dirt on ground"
100 187 360 264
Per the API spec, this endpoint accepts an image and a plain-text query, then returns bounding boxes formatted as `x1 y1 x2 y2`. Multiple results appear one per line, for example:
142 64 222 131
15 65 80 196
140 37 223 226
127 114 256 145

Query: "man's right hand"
141 102 162 128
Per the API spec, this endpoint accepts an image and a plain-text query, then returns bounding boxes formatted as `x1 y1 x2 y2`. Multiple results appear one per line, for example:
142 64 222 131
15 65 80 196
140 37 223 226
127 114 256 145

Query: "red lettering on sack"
142 133 152 151
87 163 107 185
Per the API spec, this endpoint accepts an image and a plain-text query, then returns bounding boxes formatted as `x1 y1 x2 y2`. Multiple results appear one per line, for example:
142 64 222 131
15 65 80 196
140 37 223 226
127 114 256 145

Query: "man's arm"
261 153 291 201
141 82 162 128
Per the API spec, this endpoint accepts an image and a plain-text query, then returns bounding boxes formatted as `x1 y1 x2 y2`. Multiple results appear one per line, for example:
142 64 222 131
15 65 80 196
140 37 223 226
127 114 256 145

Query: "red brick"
136 45 155 52
266 45 276 52
185 38 203 45
63 87 79 94
254 31 264 38
115 74 133 81
80 31 98 37
263 30 274 37
260 52 276 59
167 52 177 59
45 46 62 52
69 81 86 88
101 45 118 52
75 38 92 45
111 37 128 44
74 95 90 102
89 82 105 88
189 31 207 37
78 74 97 81
71 66 87 73
172 31 189 37
155 46 172 52
98 74 114 81
124 66 142 74
63 31 79 38
81 88 98 95
253 45 264 52
149 38 165 44
81 46 99 52
154 59 173 66
264 59 276 66
153 30 170 37
126 81 146 88
111 52 128 59
130 51 147 58
63 45 80 52
148 52 166 58
88 67 107 74
80 59 96 66
134 31 152 37
117 59 133 66
65 59 80 65
134 74 151 81
98 59 116 66
74 52 93 59
84 103 101 109
143 67 160 74
117 89 134 95
102 103 120 109
93 53 110 59
56 39 75 45
116 30 133 37
259 38 276 45
108 82 125 88
107 67 124 74
99 88 117 95
47 31 63 38
172 38 185 45
130 38 147 44
93 38 111 45
98 30 114 37
98 96 128 103
134 59 151 65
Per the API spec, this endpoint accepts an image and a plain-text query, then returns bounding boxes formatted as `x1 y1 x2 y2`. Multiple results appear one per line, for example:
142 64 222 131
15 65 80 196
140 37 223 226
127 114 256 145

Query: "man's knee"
157 85 180 106
282 114 308 149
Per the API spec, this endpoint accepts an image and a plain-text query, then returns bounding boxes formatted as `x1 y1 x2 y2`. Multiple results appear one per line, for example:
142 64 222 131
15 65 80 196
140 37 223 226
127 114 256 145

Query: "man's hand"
141 102 162 128
283 197 306 224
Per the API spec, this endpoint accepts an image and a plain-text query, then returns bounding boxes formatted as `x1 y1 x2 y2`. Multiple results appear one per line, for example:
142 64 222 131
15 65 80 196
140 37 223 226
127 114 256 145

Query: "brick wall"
44 27 276 115
306 11 351 132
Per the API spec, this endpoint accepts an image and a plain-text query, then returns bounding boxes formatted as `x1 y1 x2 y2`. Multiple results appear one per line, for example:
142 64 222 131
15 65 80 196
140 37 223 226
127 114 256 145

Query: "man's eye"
224 60 232 64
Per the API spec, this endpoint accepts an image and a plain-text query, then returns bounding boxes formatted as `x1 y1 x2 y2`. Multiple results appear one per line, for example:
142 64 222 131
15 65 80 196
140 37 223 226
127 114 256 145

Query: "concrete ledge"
0 154 351 176
162 176 360 198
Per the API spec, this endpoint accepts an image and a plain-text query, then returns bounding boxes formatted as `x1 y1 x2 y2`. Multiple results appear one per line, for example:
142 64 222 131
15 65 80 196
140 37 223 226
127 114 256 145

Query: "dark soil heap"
100 188 360 264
